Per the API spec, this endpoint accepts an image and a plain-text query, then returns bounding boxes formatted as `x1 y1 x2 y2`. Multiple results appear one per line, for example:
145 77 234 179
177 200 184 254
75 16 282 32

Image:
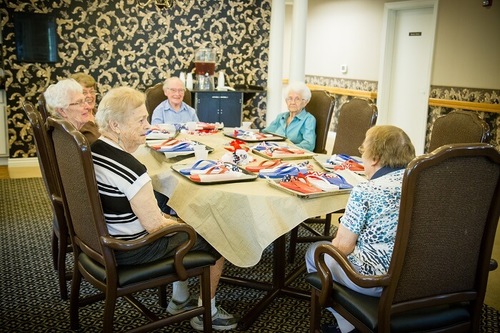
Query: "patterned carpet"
0 178 499 332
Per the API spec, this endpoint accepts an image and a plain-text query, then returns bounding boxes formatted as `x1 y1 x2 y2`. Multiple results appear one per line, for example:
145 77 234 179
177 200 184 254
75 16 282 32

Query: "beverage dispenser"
194 46 217 90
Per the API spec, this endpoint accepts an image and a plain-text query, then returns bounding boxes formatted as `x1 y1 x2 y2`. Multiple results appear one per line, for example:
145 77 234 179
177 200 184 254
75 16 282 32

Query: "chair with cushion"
331 97 378 157
36 93 49 120
306 90 336 154
288 97 377 263
307 143 500 333
45 116 216 332
427 110 490 153
145 83 192 122
24 102 71 300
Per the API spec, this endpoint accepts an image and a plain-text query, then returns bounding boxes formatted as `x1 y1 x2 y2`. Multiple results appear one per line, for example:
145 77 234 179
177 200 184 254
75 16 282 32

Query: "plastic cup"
242 121 252 130
193 145 208 161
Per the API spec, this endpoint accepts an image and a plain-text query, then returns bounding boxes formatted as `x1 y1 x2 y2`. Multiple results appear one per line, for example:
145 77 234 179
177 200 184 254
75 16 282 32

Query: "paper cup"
242 121 252 129
193 145 208 160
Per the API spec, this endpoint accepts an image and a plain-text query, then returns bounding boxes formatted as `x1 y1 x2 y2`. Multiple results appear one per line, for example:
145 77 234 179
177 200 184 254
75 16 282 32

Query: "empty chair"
306 90 336 154
427 110 490 153
23 101 71 300
307 143 500 333
45 116 216 332
145 82 192 122
331 97 378 157
288 97 377 263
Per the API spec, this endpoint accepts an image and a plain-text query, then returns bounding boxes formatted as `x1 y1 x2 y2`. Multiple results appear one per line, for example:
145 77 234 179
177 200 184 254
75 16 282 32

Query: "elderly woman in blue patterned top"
305 125 416 333
262 81 316 151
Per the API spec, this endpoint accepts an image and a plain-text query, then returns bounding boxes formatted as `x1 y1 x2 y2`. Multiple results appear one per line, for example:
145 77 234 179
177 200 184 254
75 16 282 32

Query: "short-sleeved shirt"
340 168 405 275
262 109 316 151
151 100 199 125
91 137 151 240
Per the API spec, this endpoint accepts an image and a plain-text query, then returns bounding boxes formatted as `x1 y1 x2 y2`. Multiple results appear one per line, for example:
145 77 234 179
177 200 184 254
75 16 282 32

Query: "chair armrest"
101 224 197 280
314 243 391 307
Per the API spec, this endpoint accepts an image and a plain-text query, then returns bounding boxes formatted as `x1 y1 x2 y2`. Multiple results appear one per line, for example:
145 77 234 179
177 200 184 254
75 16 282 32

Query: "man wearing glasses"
44 78 99 143
151 77 199 125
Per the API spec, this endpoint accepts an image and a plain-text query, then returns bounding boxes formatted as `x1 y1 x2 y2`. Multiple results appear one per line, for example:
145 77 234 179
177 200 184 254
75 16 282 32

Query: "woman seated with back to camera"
305 125 416 333
262 81 316 151
91 86 237 331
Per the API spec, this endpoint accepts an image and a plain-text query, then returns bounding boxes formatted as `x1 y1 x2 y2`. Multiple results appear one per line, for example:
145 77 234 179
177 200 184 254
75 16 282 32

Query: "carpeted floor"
0 178 499 332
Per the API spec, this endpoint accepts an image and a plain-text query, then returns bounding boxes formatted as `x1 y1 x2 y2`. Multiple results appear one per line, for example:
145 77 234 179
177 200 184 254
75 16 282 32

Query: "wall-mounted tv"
15 13 59 63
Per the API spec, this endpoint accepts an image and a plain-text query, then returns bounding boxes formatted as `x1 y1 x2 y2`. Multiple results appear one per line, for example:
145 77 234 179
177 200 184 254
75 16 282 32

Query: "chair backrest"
23 102 68 234
427 110 490 153
145 83 192 122
45 117 108 265
306 90 335 154
382 143 500 330
331 97 378 156
37 93 49 121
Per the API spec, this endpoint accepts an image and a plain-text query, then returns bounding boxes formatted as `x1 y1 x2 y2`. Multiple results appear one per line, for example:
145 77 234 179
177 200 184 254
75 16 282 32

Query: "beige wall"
432 0 500 88
286 0 500 90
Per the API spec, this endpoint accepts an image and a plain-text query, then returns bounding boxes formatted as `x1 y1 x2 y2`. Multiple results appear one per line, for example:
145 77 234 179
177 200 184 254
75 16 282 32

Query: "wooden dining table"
133 129 350 329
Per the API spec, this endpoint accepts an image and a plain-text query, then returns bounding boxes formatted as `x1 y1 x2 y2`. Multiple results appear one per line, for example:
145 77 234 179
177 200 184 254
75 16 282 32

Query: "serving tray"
265 178 352 199
223 129 286 142
146 140 214 159
251 142 316 160
171 162 258 185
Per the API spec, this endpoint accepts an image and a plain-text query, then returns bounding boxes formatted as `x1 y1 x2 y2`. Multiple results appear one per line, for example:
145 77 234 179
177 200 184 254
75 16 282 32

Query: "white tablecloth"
134 131 349 267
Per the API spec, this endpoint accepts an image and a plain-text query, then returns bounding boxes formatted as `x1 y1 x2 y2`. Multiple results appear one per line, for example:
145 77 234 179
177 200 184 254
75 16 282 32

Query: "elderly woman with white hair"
262 81 316 151
92 86 238 331
43 78 99 143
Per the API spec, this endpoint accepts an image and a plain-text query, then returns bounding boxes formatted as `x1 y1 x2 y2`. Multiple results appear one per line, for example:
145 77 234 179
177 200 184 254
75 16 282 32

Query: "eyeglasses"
82 89 96 95
167 88 185 94
69 100 91 107
285 97 305 103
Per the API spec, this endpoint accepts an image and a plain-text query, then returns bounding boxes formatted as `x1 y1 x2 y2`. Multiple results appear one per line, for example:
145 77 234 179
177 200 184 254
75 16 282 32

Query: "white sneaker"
190 305 239 331
166 296 198 315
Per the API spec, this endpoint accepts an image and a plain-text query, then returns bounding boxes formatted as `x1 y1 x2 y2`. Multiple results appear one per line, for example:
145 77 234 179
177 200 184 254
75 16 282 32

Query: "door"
377 0 438 155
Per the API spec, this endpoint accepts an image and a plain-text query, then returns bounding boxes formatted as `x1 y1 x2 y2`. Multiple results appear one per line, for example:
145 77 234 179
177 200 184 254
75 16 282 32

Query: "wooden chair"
306 90 336 154
23 102 71 300
36 93 49 120
307 143 500 333
145 83 192 122
45 116 216 332
427 110 490 153
288 97 377 263
331 97 378 157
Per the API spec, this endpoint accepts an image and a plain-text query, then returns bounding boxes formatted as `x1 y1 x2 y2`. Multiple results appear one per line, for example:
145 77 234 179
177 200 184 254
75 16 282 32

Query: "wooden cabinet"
194 91 242 127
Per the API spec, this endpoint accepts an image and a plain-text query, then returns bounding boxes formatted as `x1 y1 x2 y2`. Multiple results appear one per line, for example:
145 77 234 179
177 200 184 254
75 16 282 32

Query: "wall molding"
428 98 500 114
306 84 378 100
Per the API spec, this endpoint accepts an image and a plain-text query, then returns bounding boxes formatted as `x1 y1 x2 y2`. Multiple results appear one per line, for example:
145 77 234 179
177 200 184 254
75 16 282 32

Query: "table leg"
220 234 310 330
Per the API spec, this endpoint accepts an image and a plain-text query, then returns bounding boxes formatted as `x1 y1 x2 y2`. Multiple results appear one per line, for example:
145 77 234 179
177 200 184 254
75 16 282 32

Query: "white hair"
283 81 311 102
44 79 83 117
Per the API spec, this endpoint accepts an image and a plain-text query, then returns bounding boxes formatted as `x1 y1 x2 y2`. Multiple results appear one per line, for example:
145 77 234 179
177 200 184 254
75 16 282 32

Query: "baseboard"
8 157 42 178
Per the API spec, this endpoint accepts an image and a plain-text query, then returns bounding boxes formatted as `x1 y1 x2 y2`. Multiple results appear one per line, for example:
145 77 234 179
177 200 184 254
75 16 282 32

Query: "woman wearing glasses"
151 77 199 125
262 81 316 151
44 78 100 143
70 73 100 143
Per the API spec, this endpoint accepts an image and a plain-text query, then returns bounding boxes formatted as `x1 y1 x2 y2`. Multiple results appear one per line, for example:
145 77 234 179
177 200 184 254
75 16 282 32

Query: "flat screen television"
15 13 59 63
